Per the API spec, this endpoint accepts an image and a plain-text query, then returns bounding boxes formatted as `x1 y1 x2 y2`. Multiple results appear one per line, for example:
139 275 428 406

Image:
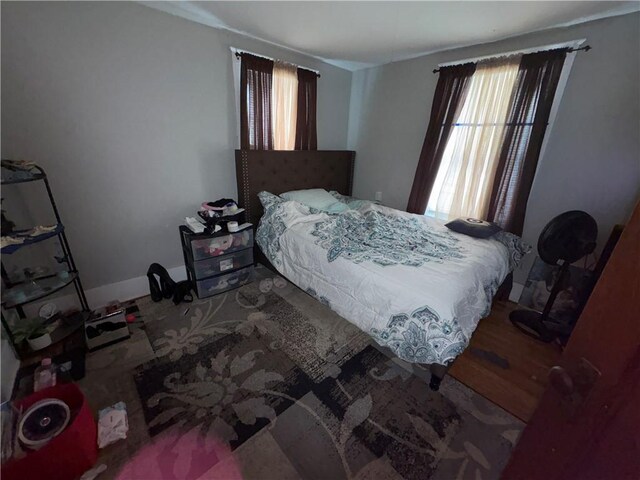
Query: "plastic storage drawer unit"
193 266 254 298
191 248 253 280
185 229 254 261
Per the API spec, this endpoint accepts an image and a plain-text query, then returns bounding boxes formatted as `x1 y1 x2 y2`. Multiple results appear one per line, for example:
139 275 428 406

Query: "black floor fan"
510 211 597 343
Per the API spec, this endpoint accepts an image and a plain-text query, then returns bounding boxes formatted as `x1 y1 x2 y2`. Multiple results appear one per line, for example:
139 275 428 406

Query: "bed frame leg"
429 363 449 391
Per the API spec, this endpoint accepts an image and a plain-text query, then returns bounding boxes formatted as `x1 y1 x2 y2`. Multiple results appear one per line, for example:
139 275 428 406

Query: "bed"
236 150 528 389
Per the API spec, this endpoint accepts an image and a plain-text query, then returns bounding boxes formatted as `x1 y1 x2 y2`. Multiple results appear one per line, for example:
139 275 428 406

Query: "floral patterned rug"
79 265 522 480
139 267 371 383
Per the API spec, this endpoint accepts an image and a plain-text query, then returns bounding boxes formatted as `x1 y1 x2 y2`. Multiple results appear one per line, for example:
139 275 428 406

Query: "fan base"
509 310 554 343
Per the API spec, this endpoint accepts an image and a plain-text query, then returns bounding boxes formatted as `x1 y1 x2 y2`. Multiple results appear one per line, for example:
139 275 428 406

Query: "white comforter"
256 191 528 365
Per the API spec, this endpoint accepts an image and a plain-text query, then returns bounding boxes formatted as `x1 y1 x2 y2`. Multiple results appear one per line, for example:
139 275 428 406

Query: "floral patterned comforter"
257 191 529 366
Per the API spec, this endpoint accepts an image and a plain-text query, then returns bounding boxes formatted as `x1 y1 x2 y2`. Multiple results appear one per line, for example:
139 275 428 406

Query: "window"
237 51 317 151
272 61 298 150
408 46 571 235
426 58 520 220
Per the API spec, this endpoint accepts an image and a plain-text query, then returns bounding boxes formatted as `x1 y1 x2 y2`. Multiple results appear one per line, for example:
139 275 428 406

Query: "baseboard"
24 265 187 315
509 282 524 303
84 265 187 308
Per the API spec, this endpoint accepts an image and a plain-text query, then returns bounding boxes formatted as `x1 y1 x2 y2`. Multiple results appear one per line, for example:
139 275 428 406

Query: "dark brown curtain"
487 48 568 234
295 68 318 150
406 63 476 214
240 53 274 150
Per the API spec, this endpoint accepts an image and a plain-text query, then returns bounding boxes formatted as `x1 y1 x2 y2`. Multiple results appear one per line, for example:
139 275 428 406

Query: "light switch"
375 191 382 201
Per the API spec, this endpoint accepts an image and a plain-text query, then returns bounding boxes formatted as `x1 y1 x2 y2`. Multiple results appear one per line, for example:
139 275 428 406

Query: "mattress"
256 191 528 365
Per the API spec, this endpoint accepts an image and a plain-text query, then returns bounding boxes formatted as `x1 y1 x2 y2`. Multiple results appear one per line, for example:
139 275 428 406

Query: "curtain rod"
234 50 321 78
432 44 591 74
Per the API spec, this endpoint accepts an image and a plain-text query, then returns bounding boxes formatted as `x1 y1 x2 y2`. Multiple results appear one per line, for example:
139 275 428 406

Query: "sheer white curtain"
272 60 298 150
426 57 520 220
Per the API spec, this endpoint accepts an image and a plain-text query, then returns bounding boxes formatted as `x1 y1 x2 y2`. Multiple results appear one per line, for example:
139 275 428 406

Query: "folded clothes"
97 402 128 448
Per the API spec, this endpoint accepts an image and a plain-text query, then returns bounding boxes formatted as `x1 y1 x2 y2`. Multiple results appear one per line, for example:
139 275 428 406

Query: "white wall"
1 1 352 292
348 12 640 283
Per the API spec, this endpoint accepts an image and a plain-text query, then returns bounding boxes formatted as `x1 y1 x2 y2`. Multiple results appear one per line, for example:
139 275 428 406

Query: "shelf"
15 310 90 361
2 271 78 309
1 164 46 185
1 224 64 254
4 269 64 288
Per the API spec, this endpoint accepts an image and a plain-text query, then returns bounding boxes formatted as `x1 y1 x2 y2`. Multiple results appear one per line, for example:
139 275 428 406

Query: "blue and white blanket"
257 191 529 365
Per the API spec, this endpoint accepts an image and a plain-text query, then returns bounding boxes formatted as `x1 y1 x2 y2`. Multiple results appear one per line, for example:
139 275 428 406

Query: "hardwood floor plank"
449 301 562 422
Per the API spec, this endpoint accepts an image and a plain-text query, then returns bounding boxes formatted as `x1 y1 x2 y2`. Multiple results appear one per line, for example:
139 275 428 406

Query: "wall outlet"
374 191 382 202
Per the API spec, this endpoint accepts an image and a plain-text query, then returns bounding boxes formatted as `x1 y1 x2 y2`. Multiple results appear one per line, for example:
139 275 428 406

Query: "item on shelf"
18 398 70 449
200 198 238 216
29 225 57 237
184 216 205 234
2 273 79 310
208 234 233 256
1 160 43 184
12 319 52 351
227 221 252 233
1 159 37 171
227 220 239 232
0 236 23 249
38 303 57 320
196 198 246 234
33 358 57 392
85 307 129 352
1 225 61 253
97 402 128 448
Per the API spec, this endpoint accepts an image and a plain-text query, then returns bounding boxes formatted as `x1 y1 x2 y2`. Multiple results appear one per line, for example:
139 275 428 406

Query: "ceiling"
142 1 640 70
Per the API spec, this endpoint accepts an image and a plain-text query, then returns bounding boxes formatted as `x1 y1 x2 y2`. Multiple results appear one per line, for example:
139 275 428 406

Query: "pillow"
329 191 374 210
445 217 502 239
280 188 349 214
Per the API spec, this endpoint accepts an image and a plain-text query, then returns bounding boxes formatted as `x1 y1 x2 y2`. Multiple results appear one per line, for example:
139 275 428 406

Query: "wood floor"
449 301 562 422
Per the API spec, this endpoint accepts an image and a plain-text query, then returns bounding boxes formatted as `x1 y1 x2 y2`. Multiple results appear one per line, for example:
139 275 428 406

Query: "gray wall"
348 13 640 283
1 1 352 290
2 2 638 292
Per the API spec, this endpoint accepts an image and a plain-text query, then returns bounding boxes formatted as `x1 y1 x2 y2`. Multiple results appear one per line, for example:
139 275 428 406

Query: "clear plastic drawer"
194 266 254 298
187 229 254 261
191 248 253 280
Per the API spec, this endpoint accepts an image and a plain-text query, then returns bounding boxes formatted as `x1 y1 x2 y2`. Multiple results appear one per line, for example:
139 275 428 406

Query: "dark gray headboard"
235 150 355 226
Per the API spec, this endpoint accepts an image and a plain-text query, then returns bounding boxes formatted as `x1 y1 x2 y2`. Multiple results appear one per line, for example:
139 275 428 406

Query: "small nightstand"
179 226 255 299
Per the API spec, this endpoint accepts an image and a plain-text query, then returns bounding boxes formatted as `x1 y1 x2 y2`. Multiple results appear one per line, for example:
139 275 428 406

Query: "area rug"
139 265 370 382
72 268 523 480
135 316 518 479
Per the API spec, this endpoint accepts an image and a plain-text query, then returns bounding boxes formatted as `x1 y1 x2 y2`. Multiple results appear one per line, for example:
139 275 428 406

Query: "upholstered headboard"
235 150 355 226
